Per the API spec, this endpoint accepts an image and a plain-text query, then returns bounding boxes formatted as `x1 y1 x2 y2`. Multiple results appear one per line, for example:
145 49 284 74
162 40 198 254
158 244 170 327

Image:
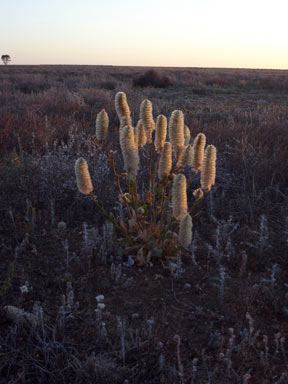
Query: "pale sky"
1 0 288 69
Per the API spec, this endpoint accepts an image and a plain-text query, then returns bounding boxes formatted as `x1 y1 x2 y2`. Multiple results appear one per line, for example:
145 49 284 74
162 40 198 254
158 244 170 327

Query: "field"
0 65 288 383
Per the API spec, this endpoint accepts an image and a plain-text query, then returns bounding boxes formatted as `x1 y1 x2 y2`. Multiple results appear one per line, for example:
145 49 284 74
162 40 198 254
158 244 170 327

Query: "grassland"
0 65 288 383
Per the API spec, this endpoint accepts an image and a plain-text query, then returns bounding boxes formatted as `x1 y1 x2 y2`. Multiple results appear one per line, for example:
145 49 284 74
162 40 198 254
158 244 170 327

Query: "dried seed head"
155 114 167 153
179 214 193 248
183 144 193 167
96 109 109 141
192 133 206 172
140 99 154 144
184 125 191 146
115 91 131 121
158 142 172 180
193 188 204 200
75 158 93 195
136 119 147 148
201 145 217 192
120 125 139 180
168 110 185 152
172 174 188 220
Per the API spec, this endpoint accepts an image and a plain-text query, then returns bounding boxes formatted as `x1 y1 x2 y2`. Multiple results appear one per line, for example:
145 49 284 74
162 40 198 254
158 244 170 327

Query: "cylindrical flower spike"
134 125 139 149
120 125 139 180
140 99 154 144
192 133 206 173
75 158 93 195
179 213 193 248
136 119 147 148
172 174 188 220
168 110 185 152
119 116 132 143
176 146 187 167
96 109 109 141
184 125 191 146
155 114 167 153
183 144 193 167
201 145 217 192
115 92 132 132
158 142 172 180
115 92 131 119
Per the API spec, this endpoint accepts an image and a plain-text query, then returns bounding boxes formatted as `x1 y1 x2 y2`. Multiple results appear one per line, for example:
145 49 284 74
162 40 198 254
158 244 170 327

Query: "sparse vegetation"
0 65 288 383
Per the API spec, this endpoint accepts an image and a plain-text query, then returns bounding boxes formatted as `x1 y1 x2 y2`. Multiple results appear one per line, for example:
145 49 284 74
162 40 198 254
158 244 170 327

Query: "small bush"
15 81 50 94
99 81 116 90
133 69 172 88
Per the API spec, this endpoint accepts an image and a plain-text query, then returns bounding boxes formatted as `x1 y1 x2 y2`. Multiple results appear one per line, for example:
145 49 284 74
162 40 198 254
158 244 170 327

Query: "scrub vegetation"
0 65 288 383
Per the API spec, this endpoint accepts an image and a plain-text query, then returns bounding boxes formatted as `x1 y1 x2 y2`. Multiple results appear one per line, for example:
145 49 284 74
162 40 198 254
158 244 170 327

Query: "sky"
1 0 288 69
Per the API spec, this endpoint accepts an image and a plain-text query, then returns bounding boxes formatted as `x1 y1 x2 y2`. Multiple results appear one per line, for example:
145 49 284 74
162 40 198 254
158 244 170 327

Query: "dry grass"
0 65 288 383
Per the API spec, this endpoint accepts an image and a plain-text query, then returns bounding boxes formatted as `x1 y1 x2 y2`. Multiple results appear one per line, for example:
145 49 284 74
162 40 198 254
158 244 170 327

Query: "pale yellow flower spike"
172 174 188 220
96 109 109 141
155 114 167 153
183 144 193 167
168 110 185 153
158 142 172 180
179 213 193 248
176 146 187 167
120 125 139 180
115 91 132 126
192 133 206 173
176 144 194 168
120 116 131 129
184 125 191 146
119 116 132 144
134 125 139 150
201 145 217 192
136 119 147 148
140 99 154 144
75 158 93 195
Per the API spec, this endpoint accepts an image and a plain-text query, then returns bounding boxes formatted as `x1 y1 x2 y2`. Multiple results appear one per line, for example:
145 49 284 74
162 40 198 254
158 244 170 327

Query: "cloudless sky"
1 0 288 69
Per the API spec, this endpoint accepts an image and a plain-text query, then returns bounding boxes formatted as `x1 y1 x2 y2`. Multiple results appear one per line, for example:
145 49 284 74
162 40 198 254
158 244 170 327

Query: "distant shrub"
99 81 116 90
133 69 172 88
16 81 50 94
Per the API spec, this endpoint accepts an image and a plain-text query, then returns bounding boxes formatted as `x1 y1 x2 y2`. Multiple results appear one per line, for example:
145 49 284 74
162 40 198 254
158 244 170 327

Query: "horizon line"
1 64 288 72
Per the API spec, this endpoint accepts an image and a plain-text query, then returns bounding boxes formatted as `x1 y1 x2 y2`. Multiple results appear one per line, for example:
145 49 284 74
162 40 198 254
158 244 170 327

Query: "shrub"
99 81 116 90
15 81 50 94
133 69 172 88
74 91 217 265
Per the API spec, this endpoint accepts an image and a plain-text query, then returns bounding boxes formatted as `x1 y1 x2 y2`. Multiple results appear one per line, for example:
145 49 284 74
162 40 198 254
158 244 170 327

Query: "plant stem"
149 143 153 191
104 144 123 195
89 192 121 232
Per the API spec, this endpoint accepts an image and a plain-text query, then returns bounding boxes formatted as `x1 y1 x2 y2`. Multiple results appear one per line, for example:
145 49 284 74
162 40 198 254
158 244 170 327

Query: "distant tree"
1 55 11 65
